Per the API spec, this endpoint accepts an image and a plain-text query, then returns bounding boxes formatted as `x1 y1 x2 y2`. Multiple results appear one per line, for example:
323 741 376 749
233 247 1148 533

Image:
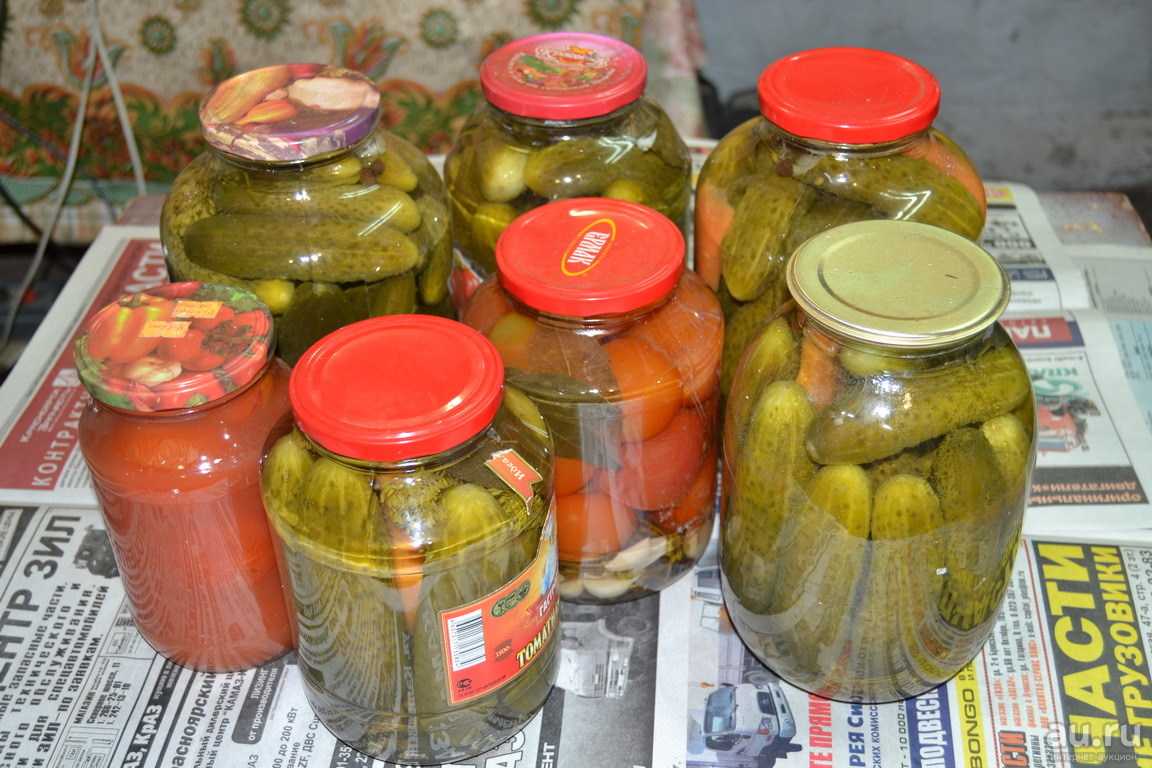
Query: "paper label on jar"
486 448 544 504
439 507 558 705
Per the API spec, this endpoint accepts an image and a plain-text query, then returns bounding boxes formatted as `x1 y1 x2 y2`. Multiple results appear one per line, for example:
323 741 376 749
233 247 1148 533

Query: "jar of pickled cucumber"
161 63 453 366
695 47 988 397
260 314 558 764
445 32 692 302
721 220 1035 703
461 198 722 604
75 281 293 672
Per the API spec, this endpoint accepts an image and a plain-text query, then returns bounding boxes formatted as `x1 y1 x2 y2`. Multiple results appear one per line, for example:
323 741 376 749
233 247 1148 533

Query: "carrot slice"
903 134 987 218
795 330 841 410
693 181 734 291
389 529 425 631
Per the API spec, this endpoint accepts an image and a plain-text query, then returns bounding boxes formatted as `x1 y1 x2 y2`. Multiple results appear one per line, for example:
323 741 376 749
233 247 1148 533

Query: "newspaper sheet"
4 502 1152 768
1 178 1151 767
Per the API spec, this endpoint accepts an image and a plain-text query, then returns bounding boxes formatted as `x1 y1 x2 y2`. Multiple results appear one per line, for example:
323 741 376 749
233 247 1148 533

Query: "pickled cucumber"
724 315 800 444
182 214 421 282
276 282 357 364
523 139 617 198
797 153 984 239
300 456 380 556
213 179 423 233
720 174 815 302
720 279 793 397
476 142 530 203
808 342 1031 465
723 380 815 613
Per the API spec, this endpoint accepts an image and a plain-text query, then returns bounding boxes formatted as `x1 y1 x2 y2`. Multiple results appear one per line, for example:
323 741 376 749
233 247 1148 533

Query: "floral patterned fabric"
0 0 705 244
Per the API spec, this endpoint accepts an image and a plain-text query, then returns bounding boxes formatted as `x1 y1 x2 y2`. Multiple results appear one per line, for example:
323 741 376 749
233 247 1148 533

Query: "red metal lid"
481 32 647 120
74 281 275 412
289 315 505 462
494 198 685 317
757 47 940 143
200 63 380 162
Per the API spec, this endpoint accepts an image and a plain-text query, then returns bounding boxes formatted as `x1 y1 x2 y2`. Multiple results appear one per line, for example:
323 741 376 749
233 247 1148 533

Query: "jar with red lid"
444 32 692 299
694 47 988 397
161 63 453 366
260 315 558 765
461 198 722 604
74 281 293 672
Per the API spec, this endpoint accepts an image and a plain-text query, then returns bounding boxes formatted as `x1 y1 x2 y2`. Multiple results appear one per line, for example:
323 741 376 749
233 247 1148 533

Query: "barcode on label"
447 609 486 671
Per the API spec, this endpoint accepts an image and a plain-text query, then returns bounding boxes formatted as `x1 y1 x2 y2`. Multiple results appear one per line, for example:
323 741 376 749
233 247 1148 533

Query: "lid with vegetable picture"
199 63 381 162
481 32 647 120
289 315 505 462
757 47 941 144
75 282 276 412
494 197 685 318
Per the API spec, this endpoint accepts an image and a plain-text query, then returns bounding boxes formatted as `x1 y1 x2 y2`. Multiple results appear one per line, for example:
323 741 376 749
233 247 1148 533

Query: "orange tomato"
630 273 723 405
599 406 707 510
460 279 515 335
603 336 683 442
487 311 536 369
554 456 599 496
555 491 638 561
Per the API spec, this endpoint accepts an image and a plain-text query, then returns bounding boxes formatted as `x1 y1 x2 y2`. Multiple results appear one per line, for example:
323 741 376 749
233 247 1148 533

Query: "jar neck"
486 97 641 133
502 283 672 336
798 303 1002 367
295 408 501 473
758 118 932 157
211 132 370 172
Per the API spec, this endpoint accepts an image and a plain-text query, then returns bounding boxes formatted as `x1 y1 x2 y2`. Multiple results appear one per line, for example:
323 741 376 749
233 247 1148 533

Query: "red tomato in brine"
603 337 683 442
555 492 638 561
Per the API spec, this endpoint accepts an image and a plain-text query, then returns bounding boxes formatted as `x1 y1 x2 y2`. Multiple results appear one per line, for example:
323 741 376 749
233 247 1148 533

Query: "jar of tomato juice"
75 281 293 672
461 198 723 603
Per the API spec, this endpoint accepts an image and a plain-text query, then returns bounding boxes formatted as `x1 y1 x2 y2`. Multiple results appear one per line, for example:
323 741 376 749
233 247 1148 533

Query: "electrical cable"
0 0 148 351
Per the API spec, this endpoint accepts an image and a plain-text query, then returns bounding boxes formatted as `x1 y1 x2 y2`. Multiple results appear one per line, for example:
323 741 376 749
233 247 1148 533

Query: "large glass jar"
161 63 452 366
445 32 692 302
461 198 722 604
260 315 558 765
721 221 1035 703
75 281 293 672
695 47 988 396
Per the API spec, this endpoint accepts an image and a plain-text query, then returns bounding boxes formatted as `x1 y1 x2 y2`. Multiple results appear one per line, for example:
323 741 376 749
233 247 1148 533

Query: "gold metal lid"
786 220 1009 348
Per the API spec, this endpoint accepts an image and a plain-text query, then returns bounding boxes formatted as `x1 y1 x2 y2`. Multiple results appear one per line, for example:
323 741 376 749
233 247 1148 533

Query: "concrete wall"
694 0 1152 205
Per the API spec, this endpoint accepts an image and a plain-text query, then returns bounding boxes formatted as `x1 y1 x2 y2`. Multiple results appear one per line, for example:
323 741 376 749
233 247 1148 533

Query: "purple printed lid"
200 63 381 162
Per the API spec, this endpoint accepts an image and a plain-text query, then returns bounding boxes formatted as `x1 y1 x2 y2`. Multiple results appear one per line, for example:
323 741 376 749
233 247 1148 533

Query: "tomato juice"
76 282 293 672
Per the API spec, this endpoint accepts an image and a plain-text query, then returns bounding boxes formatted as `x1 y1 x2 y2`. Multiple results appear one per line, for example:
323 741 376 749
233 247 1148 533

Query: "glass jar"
74 281 293 672
695 47 988 396
261 315 558 765
445 32 692 301
461 198 722 604
160 63 453 366
721 220 1035 703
